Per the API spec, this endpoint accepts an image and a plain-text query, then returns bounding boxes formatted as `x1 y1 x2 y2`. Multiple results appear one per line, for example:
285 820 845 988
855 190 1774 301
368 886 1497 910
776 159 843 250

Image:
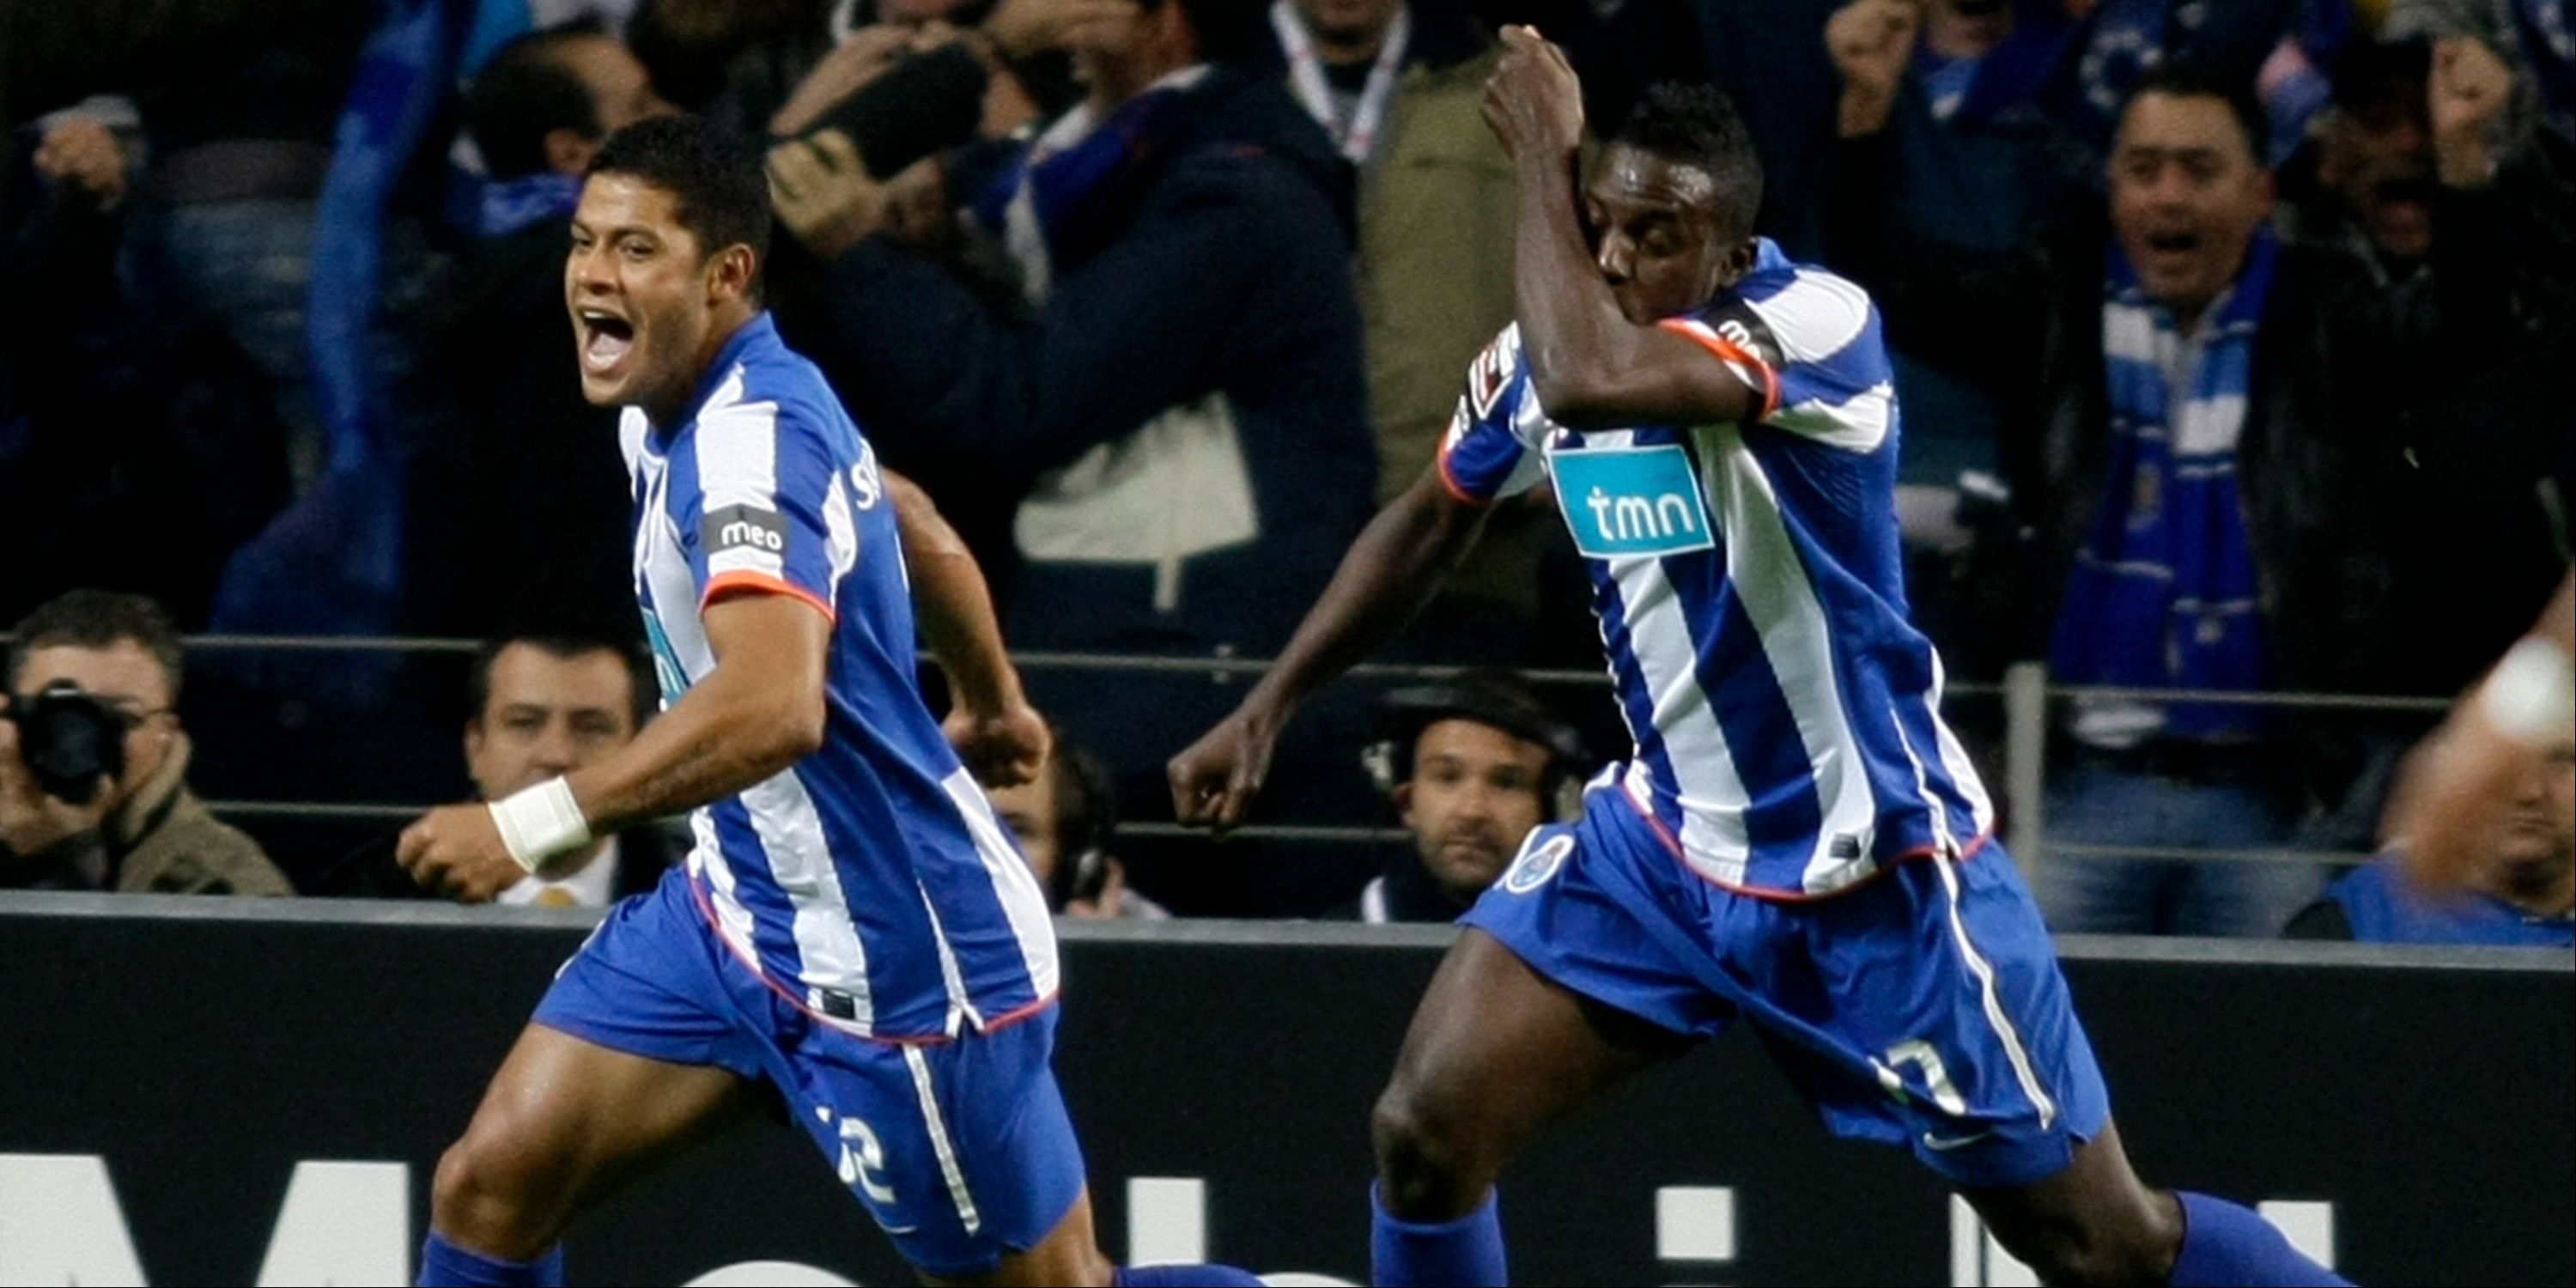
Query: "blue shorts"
1461 791 2111 1188
532 870 1084 1278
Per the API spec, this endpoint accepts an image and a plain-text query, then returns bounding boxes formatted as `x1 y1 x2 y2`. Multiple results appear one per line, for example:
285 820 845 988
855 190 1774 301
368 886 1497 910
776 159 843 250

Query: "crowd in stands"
2 0 2569 939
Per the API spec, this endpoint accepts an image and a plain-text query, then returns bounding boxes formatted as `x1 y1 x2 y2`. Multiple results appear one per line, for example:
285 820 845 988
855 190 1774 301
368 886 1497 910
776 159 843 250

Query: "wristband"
489 777 592 873
2482 636 2574 747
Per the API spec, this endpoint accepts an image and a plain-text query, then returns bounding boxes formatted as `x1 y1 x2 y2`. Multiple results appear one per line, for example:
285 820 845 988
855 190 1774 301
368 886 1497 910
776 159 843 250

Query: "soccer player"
1170 30 2348 1287
396 116 1261 1288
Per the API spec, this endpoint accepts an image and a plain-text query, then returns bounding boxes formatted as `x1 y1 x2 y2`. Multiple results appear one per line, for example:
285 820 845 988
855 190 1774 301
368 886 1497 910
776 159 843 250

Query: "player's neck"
651 307 758 428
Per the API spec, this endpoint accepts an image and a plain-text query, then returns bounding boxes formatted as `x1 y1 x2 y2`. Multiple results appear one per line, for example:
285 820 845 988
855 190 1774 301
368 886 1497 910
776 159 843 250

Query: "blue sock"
2168 1192 2351 1286
1371 1183 1505 1287
1111 1265 1267 1286
417 1232 564 1287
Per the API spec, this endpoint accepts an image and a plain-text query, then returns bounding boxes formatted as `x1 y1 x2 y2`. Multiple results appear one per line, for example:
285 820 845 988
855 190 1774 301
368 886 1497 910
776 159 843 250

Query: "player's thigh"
1378 926 1690 1167
446 1021 758 1205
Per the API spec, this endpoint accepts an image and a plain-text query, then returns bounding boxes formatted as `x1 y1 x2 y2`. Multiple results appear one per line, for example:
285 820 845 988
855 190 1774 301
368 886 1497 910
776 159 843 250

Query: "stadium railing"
140 635 2456 875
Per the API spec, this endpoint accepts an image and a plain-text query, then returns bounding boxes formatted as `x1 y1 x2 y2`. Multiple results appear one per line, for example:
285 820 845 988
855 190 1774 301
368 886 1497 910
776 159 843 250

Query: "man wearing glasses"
0 589 289 895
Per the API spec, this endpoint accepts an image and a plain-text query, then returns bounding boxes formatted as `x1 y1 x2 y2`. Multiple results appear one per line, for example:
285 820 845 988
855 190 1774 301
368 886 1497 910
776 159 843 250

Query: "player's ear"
1392 780 1418 825
707 243 757 303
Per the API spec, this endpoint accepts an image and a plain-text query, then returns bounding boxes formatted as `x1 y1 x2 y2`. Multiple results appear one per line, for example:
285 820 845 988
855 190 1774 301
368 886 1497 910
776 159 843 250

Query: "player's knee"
1370 1078 1490 1202
430 1126 561 1254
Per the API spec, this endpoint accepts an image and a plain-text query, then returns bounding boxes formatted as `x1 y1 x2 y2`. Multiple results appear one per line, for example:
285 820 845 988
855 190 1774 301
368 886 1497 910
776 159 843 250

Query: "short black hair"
586 114 771 270
465 20 611 180
2122 62 2270 163
7 590 185 702
1039 729 1118 912
1607 82 1765 240
466 634 656 733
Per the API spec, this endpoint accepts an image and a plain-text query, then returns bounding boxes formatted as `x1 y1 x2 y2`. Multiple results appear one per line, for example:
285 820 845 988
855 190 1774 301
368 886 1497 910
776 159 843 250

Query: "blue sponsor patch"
1551 446 1716 559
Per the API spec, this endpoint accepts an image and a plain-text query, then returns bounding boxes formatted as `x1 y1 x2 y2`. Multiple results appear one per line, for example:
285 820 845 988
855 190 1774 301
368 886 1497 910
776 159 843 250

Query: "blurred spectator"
2277 34 2576 699
1331 669 1584 924
1827 64 2529 935
778 0 1370 665
21 0 377 492
456 634 673 907
2384 0 2576 141
2283 726 2573 945
1256 0 1562 660
987 727 1170 919
0 590 288 895
402 21 672 639
771 0 1375 890
1821 0 2100 628
628 0 833 137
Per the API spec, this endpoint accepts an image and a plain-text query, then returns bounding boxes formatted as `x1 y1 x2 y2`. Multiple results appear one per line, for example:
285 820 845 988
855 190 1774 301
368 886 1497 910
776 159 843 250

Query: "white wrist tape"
2482 636 2575 747
489 778 592 874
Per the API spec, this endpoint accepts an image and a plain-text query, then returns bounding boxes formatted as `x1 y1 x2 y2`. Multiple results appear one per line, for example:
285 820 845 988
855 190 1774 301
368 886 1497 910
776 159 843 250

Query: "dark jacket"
2274 135 2576 694
1821 127 2530 805
793 65 1376 659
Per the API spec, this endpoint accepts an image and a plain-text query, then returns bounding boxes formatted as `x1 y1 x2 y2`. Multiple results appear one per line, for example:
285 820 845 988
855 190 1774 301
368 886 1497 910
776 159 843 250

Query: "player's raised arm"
1169 465 1490 833
889 469 1050 788
1484 26 1760 432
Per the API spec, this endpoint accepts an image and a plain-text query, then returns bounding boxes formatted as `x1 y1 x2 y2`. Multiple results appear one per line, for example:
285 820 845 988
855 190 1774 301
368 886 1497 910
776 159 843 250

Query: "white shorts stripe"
1929 852 2057 1127
902 1046 983 1236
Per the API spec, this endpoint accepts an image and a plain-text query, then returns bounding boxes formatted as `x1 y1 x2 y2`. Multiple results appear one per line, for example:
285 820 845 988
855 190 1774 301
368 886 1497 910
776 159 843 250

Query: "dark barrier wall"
1 894 2568 1287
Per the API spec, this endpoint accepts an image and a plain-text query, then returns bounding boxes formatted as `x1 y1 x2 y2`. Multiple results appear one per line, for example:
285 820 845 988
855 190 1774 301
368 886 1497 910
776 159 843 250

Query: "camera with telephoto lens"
7 682 129 806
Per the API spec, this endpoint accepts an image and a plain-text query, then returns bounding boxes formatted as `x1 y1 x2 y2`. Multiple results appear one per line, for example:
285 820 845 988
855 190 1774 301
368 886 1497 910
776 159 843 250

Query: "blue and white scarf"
2050 232 2280 744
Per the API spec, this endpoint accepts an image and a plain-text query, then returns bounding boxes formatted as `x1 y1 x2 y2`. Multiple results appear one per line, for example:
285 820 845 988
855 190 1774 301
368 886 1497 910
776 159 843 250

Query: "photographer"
0 590 288 895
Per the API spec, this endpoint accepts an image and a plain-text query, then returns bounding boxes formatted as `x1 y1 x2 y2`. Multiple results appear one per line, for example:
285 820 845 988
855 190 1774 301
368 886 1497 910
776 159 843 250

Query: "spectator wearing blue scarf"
1826 63 2530 936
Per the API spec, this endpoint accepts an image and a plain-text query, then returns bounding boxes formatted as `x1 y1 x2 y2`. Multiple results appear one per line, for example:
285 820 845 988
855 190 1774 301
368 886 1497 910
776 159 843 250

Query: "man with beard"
1337 669 1585 924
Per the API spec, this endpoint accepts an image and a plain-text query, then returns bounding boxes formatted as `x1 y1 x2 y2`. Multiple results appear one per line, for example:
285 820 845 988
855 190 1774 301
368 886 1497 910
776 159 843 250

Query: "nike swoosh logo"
1922 1129 1996 1151
881 1224 920 1235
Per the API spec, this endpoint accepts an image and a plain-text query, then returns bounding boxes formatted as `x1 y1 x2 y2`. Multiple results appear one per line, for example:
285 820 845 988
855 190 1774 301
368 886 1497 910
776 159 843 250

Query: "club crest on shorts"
1503 833 1575 894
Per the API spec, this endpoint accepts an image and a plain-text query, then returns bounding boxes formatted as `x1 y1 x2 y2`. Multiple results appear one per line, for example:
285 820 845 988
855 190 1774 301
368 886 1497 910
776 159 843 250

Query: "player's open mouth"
579 310 636 377
2144 231 2202 255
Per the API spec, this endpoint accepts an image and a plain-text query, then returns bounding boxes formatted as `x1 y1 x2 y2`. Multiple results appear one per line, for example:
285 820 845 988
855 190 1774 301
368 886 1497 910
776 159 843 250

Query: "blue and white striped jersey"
1438 240 1994 898
622 313 1057 1041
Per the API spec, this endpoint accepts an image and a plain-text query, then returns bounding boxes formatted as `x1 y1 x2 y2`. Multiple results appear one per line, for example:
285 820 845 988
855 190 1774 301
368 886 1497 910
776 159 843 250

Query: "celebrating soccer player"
398 117 1262 1288
1172 27 2348 1287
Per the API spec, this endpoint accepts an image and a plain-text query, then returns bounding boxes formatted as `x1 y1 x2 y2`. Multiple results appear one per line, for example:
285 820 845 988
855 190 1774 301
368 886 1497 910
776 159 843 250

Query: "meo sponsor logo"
704 504 787 556
1550 446 1716 560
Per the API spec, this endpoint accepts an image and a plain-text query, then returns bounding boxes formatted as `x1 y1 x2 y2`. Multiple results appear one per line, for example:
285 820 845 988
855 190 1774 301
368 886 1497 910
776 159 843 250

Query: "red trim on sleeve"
701 570 835 624
1434 440 1494 507
1657 319 1782 422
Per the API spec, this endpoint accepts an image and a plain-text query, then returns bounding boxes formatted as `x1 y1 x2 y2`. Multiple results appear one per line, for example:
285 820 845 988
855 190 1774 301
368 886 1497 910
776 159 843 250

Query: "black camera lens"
10 683 129 806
